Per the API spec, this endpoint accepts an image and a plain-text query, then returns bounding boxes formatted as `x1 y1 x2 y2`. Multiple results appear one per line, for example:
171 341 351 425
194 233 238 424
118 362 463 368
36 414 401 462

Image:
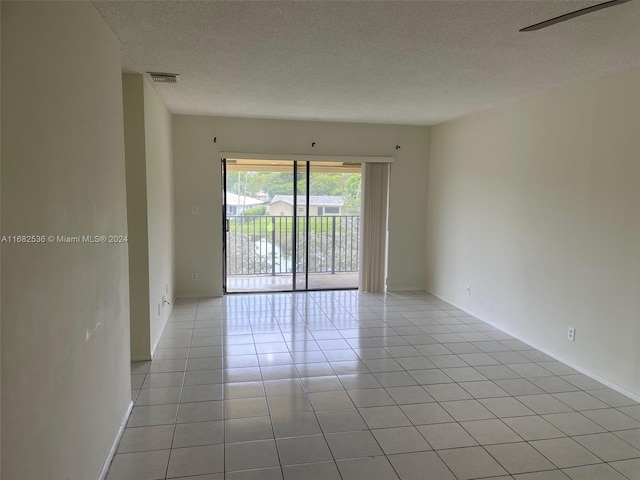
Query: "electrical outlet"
568 327 576 342
192 272 198 281
467 285 471 296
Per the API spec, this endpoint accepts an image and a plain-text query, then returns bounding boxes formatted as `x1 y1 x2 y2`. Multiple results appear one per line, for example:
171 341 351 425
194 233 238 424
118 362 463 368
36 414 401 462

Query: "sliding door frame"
221 154 393 294
221 159 228 293
292 160 298 290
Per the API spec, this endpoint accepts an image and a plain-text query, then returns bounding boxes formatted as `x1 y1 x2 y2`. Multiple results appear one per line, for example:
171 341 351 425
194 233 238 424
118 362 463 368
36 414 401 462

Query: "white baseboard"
175 293 201 299
429 291 640 404
175 293 223 299
98 400 133 480
149 300 174 359
131 355 152 362
387 285 426 293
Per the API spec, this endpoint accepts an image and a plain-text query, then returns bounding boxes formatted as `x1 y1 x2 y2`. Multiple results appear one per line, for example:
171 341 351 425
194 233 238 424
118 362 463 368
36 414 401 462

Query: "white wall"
173 116 429 296
122 74 151 360
122 74 174 360
0 2 3 471
427 68 640 397
1 3 131 479
143 77 175 353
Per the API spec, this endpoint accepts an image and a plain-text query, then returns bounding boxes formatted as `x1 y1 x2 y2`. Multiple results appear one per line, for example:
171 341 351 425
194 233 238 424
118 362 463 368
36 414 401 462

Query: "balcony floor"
227 272 358 292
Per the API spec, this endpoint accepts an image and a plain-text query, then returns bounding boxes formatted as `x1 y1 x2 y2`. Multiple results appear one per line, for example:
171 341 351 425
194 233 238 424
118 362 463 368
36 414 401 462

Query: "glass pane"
225 159 295 292
306 161 361 290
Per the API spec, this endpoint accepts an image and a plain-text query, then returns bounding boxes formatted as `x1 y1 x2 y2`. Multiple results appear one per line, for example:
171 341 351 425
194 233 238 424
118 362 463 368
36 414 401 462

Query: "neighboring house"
226 192 264 215
255 190 270 202
270 195 344 216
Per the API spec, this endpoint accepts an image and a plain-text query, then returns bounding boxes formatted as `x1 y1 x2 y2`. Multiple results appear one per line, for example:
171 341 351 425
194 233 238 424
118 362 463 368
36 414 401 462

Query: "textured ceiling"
93 0 640 125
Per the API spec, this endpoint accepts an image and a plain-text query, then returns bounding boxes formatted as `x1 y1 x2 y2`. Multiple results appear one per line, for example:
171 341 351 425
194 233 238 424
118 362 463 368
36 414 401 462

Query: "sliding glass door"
223 159 296 292
305 161 361 290
222 158 361 293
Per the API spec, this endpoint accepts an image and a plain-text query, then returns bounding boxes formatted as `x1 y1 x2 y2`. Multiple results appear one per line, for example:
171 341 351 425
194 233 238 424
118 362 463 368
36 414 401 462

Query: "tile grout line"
163 299 196 479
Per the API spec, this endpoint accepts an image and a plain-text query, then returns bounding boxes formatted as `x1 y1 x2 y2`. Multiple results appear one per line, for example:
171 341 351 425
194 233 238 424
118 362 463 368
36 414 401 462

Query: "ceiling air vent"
148 72 179 84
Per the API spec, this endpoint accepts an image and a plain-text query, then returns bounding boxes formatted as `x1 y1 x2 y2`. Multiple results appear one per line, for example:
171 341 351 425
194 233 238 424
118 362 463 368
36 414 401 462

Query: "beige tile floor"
108 291 640 480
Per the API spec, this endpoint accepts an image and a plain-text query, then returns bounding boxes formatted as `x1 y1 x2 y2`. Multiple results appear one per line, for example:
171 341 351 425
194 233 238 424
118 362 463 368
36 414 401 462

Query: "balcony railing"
226 215 360 276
